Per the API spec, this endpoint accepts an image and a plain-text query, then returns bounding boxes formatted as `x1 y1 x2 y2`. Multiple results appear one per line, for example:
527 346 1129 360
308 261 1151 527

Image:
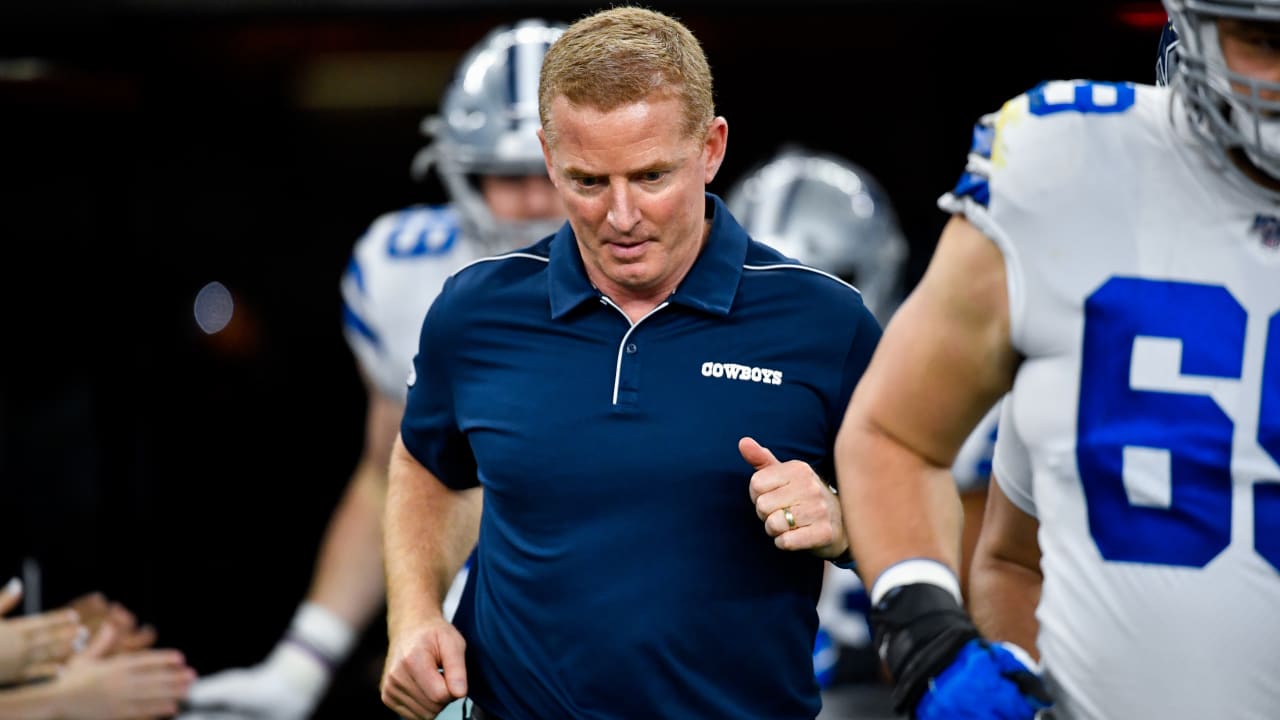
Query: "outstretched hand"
739 437 848 559
56 622 196 720
0 578 84 683
67 591 158 656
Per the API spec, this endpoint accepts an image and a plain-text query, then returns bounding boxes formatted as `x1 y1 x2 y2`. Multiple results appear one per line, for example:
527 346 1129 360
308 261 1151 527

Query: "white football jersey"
943 81 1280 719
341 204 486 402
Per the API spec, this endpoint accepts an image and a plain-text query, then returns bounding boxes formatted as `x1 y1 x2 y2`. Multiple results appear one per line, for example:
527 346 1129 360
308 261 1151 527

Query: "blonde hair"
538 6 715 144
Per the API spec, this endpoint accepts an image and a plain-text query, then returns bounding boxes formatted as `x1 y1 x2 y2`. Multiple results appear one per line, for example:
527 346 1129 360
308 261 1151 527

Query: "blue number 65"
1077 277 1280 572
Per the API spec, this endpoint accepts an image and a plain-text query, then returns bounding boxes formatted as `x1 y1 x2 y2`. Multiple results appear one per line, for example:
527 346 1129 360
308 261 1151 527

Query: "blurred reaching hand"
0 578 85 683
52 622 196 719
67 591 158 656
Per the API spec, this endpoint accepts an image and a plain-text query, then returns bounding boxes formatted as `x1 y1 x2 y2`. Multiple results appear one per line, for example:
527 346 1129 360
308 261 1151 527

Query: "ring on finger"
782 506 796 530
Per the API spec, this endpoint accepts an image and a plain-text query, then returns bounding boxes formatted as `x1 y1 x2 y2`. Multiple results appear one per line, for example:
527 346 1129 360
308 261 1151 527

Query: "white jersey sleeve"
940 81 1280 720
989 394 1034 517
951 400 1000 493
340 204 483 401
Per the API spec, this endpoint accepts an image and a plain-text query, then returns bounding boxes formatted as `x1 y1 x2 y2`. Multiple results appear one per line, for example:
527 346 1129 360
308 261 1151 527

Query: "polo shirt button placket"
626 343 638 354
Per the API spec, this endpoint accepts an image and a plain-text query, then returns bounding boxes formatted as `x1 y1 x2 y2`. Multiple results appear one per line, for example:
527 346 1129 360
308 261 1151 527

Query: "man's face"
539 93 727 304
1219 19 1280 100
479 174 566 223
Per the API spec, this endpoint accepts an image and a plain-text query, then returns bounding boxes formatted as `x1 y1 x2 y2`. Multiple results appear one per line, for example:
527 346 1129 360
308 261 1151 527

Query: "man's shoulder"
352 203 473 264
943 80 1171 218
741 240 864 302
987 80 1169 168
361 202 458 238
439 235 554 300
738 239 876 334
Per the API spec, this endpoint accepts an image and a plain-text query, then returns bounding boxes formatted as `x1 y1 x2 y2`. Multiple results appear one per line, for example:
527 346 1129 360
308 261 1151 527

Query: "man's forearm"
384 438 481 636
306 458 390 630
837 420 964 595
969 556 1041 659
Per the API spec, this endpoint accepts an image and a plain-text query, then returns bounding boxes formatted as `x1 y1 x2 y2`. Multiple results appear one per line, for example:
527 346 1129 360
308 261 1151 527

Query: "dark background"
1 0 1163 715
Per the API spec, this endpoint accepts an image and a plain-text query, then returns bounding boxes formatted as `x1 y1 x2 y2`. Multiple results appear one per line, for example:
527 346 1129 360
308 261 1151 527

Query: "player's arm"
835 215 1048 717
837 213 1017 589
381 435 480 718
968 474 1042 660
306 384 402 627
182 381 399 719
958 486 989 602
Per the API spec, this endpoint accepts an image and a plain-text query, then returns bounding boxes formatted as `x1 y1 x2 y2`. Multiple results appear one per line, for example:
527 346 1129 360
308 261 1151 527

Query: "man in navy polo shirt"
379 7 882 719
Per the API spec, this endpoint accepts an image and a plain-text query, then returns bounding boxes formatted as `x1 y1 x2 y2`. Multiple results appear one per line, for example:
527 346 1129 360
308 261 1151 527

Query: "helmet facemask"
1165 0 1280 199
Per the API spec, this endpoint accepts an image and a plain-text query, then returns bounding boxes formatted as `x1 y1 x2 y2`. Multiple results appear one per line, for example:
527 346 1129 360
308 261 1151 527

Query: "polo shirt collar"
547 192 747 319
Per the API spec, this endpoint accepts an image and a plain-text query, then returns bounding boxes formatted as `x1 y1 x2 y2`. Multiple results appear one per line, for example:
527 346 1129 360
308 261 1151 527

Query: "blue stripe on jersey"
342 301 381 349
345 256 366 295
970 122 995 159
975 421 998 478
951 170 990 207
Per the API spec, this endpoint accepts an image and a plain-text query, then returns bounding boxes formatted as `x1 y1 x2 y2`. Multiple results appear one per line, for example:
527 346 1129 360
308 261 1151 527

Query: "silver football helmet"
726 147 908 322
1163 0 1280 198
411 18 566 251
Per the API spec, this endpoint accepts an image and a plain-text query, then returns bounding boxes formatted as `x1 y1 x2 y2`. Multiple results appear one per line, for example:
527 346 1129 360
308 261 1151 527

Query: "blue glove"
870 582 1053 718
915 639 1052 720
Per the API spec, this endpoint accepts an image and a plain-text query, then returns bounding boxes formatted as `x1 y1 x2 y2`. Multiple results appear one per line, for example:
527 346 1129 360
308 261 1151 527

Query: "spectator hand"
0 578 85 683
0 578 20 617
56 622 196 720
67 592 158 656
740 437 847 558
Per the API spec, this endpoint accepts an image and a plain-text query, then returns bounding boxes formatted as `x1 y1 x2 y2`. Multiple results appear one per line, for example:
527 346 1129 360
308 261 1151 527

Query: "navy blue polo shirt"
401 193 880 719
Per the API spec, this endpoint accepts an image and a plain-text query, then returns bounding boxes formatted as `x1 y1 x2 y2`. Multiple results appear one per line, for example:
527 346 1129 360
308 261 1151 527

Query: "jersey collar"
547 192 748 319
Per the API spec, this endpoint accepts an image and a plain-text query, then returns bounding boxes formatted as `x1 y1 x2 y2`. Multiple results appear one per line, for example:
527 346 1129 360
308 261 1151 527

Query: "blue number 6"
1077 277 1278 572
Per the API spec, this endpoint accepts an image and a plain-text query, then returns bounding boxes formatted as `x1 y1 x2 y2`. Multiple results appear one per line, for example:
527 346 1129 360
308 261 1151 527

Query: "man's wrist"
823 482 854 568
829 547 856 570
869 558 962 606
869 575 978 715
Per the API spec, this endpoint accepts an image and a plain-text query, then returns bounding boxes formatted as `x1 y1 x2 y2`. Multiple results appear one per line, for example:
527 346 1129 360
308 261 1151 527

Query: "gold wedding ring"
782 506 796 530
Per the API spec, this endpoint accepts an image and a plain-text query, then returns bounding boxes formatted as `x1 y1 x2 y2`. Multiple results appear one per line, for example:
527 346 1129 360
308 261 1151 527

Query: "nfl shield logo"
1251 214 1280 250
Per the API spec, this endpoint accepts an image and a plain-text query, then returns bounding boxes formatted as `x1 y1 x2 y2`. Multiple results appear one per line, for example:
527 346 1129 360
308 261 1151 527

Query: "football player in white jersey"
835 0 1280 718
179 19 566 720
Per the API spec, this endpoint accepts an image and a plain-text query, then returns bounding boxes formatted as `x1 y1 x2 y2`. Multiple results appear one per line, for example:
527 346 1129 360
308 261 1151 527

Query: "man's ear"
703 116 729 184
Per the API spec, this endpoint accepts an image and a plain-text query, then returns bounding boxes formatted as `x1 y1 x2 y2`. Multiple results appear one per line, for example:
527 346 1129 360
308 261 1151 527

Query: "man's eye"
641 171 665 182
576 176 601 188
1239 29 1280 51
